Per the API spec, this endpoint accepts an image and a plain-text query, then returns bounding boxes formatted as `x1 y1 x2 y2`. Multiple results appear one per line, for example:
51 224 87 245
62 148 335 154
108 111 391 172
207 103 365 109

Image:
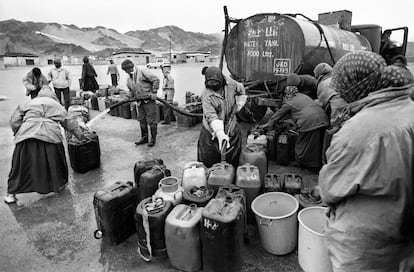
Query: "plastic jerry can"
264 173 284 192
265 130 279 161
239 144 268 186
68 131 100 173
247 132 267 147
183 186 215 207
207 162 235 194
139 165 171 202
133 159 164 187
182 161 208 190
93 181 139 245
91 94 99 110
135 197 173 261
283 173 303 195
277 132 292 166
98 97 106 112
201 197 244 272
154 176 184 206
236 164 261 224
165 204 203 272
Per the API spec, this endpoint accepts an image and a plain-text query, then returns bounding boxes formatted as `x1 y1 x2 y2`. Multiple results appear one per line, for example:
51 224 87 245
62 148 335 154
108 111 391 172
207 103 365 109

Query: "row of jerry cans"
247 128 298 166
176 102 203 127
137 186 245 272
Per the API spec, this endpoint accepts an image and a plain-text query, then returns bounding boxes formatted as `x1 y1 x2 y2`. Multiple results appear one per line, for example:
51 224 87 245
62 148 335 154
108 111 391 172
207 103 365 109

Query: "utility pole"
169 34 172 63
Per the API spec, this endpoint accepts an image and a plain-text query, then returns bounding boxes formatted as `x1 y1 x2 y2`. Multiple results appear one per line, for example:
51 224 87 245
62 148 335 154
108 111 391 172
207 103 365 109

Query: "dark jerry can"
201 197 244 272
165 204 203 272
276 132 292 166
207 162 235 194
93 181 139 245
68 131 100 173
235 164 261 223
239 143 268 186
138 165 171 203
90 94 99 110
182 186 215 207
133 159 164 187
266 130 279 161
135 197 173 261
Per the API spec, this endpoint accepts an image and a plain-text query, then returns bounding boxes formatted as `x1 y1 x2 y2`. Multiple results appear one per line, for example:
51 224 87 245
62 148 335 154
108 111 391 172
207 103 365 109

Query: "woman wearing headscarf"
5 86 85 204
261 84 328 169
197 66 246 168
319 51 414 272
81 56 99 92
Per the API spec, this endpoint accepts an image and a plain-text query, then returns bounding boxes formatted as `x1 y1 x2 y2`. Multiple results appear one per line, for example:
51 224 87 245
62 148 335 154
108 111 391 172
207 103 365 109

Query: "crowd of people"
7 51 414 271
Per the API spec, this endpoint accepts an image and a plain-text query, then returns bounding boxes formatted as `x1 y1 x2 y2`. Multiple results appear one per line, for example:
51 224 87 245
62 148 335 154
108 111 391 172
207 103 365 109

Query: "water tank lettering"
273 59 291 76
244 40 259 47
265 40 279 47
265 26 278 37
262 51 274 58
247 50 260 57
247 28 262 38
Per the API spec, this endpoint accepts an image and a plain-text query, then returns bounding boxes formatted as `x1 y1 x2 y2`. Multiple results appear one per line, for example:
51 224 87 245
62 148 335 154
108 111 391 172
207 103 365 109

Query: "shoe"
134 137 148 146
4 194 17 204
161 121 170 125
148 139 156 147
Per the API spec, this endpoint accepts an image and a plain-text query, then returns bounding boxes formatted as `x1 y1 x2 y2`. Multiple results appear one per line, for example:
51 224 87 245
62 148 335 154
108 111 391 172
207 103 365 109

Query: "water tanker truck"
219 6 409 122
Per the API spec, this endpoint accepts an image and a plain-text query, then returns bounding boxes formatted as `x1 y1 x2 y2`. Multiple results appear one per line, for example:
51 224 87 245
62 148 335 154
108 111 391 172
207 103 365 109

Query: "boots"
148 124 157 147
135 124 148 145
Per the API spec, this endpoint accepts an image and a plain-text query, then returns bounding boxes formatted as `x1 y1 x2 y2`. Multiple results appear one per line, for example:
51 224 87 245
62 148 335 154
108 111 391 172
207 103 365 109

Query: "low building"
0 52 40 67
162 51 211 64
112 50 154 65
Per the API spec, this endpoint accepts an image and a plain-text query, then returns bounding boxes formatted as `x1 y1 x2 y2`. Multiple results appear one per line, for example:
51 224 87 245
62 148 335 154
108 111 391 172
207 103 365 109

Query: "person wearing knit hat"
286 73 318 99
319 50 414 272
121 59 160 147
197 66 247 168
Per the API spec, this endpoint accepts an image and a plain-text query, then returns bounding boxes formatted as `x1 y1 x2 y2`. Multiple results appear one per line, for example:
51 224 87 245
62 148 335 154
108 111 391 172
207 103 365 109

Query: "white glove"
210 119 230 151
235 94 247 112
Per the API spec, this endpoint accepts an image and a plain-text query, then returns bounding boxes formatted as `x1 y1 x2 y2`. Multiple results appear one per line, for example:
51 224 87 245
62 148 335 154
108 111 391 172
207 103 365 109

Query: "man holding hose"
197 66 247 168
121 59 160 147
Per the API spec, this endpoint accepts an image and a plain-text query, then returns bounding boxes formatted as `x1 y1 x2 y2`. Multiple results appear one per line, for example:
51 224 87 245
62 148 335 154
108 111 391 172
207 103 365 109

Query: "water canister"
201 197 244 272
91 94 99 110
183 186 215 207
265 130 279 161
154 176 183 206
298 207 332 272
276 132 292 166
182 161 208 190
135 197 173 261
139 165 171 202
264 173 283 192
251 192 299 255
98 97 106 112
246 132 267 147
207 162 235 193
225 13 371 82
239 144 268 186
235 164 261 224
133 159 164 187
165 204 203 272
283 173 303 195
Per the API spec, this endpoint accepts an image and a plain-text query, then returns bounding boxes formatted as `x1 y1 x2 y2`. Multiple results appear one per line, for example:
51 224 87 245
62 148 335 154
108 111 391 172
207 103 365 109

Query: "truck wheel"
237 100 267 123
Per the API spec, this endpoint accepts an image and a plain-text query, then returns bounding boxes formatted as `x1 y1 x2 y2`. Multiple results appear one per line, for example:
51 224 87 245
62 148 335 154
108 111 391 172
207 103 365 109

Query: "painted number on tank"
273 59 291 76
204 218 219 230
247 50 260 57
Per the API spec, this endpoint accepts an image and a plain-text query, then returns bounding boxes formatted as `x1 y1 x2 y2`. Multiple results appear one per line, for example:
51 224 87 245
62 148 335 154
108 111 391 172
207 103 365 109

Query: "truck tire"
237 99 267 123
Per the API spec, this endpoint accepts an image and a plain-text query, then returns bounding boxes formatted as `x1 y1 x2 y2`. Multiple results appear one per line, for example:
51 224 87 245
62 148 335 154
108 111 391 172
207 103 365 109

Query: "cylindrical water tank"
225 13 372 81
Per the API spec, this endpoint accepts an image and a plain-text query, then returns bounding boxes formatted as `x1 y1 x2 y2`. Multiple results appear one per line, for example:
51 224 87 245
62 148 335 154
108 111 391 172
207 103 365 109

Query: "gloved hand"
210 119 230 151
235 94 248 112
399 250 414 272
215 130 230 151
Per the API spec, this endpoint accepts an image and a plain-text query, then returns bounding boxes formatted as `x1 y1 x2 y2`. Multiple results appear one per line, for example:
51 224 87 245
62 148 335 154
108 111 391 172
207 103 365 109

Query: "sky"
1 0 414 40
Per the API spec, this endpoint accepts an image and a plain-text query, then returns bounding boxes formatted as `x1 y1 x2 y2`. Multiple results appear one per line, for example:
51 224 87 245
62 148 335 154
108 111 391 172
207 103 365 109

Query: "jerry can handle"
259 217 272 227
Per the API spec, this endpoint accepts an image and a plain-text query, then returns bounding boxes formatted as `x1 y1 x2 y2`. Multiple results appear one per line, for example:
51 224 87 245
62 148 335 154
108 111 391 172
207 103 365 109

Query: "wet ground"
0 107 318 272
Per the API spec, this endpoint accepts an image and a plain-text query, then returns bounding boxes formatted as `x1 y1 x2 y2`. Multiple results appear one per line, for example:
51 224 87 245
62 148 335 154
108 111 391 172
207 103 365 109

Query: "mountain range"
0 19 223 57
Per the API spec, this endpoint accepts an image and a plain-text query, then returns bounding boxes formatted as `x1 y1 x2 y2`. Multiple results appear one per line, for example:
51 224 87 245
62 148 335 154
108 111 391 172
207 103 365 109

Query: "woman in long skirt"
5 86 85 204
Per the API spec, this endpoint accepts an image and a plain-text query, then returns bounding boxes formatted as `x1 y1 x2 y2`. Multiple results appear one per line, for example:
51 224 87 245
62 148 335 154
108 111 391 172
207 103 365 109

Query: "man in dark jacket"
121 59 160 147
